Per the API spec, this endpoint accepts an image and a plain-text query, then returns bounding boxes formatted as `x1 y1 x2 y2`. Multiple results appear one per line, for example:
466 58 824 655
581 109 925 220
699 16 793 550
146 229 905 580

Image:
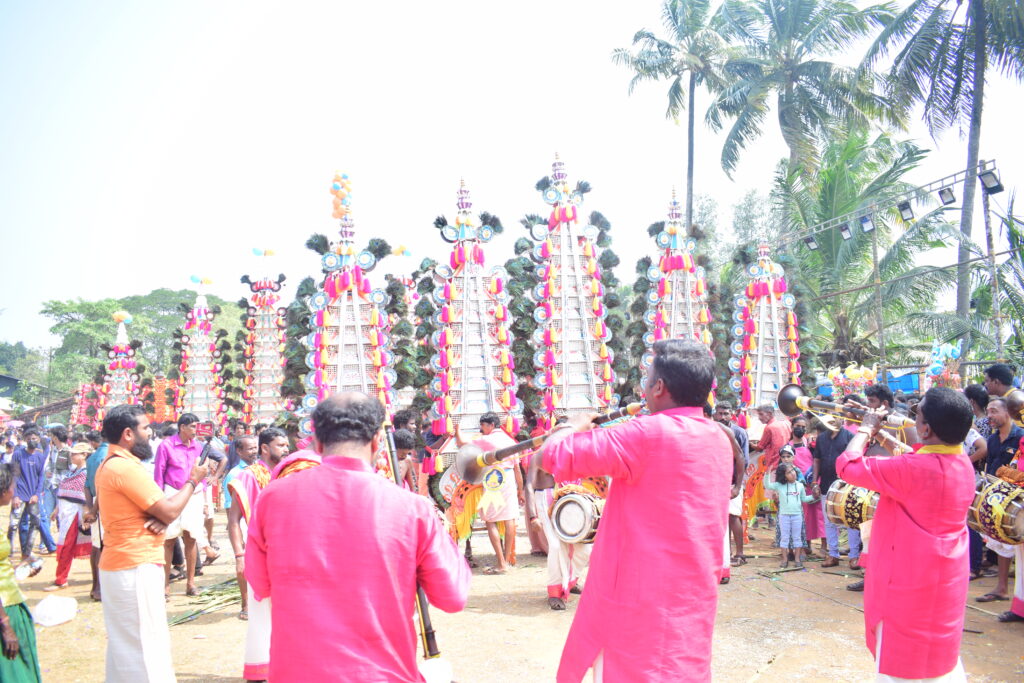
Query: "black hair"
865 384 894 408
989 397 1008 411
919 387 974 445
258 427 287 451
479 412 501 427
775 462 795 483
702 403 713 417
162 424 178 438
392 429 416 450
178 413 200 427
102 404 148 444
312 393 385 447
650 339 715 407
715 401 733 411
790 414 807 425
49 426 69 443
0 463 12 495
393 409 418 430
233 434 257 452
85 430 102 445
843 393 864 405
986 363 1015 388
23 427 39 438
964 384 989 409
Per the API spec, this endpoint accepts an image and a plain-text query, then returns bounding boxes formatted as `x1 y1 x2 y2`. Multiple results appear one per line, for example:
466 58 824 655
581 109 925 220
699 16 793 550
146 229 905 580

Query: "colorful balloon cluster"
427 182 522 438
300 175 396 435
925 339 963 390
641 190 713 382
530 156 617 430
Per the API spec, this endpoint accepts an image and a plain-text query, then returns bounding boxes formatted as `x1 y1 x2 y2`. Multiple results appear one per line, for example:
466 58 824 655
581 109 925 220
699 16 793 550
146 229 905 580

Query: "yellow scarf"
914 444 963 455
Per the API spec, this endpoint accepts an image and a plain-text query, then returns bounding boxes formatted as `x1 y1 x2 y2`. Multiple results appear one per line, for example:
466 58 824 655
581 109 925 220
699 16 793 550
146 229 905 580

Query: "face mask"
792 426 806 438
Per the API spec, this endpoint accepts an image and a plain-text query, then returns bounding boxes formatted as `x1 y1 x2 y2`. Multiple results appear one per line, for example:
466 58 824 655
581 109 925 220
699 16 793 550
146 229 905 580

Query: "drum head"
428 466 463 511
552 494 594 544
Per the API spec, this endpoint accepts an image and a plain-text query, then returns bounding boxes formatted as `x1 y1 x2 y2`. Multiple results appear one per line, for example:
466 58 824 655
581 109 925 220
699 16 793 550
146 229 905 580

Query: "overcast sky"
1 1 1019 350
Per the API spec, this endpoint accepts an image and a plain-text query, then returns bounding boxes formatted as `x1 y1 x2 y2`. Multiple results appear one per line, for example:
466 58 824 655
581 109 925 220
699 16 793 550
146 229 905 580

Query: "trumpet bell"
777 383 806 418
454 443 485 485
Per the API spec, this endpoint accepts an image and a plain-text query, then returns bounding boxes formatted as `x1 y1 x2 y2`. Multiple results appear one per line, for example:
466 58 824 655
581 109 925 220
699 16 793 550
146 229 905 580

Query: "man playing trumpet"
529 339 730 682
836 387 976 681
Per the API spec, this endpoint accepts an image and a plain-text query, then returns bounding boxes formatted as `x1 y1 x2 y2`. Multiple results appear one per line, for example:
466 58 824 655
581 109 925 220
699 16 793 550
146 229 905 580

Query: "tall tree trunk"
957 0 987 338
686 71 696 231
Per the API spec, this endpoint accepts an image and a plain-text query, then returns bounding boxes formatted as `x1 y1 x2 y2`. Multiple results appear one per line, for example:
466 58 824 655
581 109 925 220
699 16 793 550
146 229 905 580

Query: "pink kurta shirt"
837 443 975 679
245 456 471 682
542 405 731 682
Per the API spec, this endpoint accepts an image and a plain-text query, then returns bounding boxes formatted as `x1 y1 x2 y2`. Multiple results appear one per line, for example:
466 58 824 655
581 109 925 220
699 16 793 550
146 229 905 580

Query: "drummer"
836 387 976 681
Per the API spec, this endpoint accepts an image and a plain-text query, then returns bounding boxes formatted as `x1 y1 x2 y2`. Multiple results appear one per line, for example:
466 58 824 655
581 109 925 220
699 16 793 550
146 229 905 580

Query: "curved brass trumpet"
454 403 645 483
777 384 913 453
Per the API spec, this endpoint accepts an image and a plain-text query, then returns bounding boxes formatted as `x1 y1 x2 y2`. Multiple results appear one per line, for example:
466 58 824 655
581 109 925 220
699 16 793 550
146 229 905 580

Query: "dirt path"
18 512 1024 681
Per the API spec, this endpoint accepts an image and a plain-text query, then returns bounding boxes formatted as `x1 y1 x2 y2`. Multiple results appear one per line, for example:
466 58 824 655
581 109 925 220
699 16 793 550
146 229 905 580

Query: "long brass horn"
454 402 645 483
775 384 913 452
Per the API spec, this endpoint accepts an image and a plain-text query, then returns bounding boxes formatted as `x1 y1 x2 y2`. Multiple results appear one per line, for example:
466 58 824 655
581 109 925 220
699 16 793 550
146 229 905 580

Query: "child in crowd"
392 429 418 492
766 462 815 568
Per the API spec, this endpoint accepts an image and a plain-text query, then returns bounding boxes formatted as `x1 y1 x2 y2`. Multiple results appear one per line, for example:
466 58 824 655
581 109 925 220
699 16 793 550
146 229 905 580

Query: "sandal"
998 610 1024 622
976 592 1009 603
548 597 566 610
569 584 582 595
203 551 220 566
730 555 747 567
238 610 248 621
970 568 998 580
483 566 508 575
719 576 730 585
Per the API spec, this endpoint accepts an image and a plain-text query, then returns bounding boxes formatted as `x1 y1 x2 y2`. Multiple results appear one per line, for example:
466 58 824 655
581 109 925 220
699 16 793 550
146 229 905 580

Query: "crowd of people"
0 355 1020 681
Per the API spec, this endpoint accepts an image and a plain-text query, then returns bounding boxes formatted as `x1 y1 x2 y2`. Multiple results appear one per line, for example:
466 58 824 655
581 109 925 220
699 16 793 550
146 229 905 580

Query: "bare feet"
483 565 508 575
238 610 249 621
185 585 199 597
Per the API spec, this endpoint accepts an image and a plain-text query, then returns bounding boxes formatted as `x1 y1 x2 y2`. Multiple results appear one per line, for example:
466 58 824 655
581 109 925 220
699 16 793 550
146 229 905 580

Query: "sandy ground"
12 510 1024 682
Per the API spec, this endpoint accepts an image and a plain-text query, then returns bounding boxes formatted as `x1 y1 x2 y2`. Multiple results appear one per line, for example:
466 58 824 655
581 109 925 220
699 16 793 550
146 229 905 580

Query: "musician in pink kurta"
534 339 731 682
246 394 471 681
836 387 976 681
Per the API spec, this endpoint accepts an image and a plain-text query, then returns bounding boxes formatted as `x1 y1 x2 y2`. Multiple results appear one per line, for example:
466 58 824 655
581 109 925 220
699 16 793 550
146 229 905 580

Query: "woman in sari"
0 462 43 682
44 442 93 591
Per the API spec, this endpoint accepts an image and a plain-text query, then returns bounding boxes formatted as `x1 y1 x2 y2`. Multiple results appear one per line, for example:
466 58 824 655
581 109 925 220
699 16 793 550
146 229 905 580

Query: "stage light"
838 222 852 240
979 170 1004 195
804 235 819 250
938 187 956 205
897 201 914 221
860 215 875 233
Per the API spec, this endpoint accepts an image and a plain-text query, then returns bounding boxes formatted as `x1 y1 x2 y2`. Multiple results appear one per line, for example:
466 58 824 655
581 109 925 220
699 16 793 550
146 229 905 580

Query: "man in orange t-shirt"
96 405 209 683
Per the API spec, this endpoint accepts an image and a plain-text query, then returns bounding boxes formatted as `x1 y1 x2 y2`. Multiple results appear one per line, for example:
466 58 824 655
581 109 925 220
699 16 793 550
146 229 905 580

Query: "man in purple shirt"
11 427 57 560
153 413 218 595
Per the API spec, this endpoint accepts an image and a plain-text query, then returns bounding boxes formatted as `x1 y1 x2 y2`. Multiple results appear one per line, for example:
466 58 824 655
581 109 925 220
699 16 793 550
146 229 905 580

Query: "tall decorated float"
175 289 228 425
528 156 618 429
727 244 801 426
298 174 396 437
238 258 287 426
96 311 144 421
640 190 713 378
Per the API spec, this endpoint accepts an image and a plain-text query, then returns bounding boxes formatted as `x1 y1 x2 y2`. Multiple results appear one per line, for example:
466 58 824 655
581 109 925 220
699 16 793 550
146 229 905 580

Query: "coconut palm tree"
707 0 901 175
612 0 730 229
778 128 961 366
862 0 1024 327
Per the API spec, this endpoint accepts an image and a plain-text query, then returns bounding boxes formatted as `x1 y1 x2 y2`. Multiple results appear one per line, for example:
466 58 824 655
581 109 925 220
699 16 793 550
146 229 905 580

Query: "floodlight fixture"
804 235 819 250
838 222 852 240
897 201 914 221
979 170 1004 195
938 187 956 205
860 215 875 233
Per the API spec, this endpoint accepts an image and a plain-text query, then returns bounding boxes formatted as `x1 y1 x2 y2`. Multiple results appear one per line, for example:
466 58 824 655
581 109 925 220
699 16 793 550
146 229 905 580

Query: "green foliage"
707 0 901 174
